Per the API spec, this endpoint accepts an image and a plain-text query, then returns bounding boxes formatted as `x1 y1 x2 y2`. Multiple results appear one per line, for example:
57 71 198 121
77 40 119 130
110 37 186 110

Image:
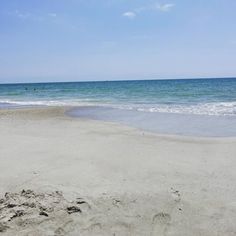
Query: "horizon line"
0 76 236 85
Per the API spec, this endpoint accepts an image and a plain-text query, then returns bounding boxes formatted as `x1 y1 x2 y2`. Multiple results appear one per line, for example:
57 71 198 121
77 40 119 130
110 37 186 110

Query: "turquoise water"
1 78 236 136
0 78 236 116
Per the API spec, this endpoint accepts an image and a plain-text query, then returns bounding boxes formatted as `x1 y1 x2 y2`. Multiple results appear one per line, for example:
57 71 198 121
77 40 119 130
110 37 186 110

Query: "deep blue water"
1 78 236 136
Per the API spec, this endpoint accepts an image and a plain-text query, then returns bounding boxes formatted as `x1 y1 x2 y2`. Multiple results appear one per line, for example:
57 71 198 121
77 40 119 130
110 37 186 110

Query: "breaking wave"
113 102 236 116
1 99 236 116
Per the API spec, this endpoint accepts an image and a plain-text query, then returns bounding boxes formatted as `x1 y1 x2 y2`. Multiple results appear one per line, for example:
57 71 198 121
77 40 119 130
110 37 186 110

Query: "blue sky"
0 0 236 83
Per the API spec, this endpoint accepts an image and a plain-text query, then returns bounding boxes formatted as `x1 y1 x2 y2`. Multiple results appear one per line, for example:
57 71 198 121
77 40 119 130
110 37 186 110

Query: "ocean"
1 78 236 136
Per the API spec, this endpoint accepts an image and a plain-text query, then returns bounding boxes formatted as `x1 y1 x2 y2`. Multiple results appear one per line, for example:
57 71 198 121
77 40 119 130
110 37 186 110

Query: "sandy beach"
0 107 236 236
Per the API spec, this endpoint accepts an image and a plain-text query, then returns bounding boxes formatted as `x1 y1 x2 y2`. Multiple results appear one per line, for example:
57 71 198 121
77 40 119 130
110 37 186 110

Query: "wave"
112 102 236 116
0 99 95 107
1 99 236 116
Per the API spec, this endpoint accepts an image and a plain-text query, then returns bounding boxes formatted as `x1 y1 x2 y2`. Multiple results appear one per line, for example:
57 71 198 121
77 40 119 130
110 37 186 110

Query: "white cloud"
123 2 175 19
123 11 136 19
156 3 175 12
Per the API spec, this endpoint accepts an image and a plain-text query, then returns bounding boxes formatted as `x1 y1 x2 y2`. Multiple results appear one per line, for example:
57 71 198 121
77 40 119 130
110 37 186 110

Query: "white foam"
113 102 236 116
0 99 95 107
1 99 236 116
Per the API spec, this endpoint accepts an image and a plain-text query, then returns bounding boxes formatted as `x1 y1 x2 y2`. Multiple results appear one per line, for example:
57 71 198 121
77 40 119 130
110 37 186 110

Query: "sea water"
1 78 236 136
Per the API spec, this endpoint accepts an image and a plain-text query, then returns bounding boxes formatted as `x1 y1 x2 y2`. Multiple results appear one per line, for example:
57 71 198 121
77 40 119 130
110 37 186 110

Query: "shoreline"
0 107 236 235
67 105 236 138
1 106 236 139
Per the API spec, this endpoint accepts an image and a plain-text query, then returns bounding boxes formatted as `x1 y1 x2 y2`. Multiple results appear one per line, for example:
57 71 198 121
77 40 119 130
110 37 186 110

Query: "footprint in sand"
170 188 181 203
151 212 171 236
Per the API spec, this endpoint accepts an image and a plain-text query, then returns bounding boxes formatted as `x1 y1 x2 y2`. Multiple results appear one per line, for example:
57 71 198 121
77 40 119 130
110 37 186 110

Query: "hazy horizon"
0 76 236 85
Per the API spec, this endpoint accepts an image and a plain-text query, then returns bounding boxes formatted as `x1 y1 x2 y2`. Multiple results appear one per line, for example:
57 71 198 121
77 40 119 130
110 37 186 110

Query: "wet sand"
0 107 236 235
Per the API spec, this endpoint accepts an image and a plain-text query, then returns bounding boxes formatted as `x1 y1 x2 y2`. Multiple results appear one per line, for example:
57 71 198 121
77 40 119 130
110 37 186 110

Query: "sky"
0 0 236 83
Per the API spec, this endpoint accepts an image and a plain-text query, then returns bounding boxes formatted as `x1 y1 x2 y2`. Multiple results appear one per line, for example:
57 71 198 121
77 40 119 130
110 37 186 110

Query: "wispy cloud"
123 11 136 19
156 3 175 12
7 10 79 31
14 10 31 19
10 10 57 21
9 9 43 21
123 2 175 19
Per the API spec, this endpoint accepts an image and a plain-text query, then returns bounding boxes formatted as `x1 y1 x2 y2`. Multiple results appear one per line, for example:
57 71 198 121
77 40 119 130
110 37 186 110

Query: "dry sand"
0 107 236 236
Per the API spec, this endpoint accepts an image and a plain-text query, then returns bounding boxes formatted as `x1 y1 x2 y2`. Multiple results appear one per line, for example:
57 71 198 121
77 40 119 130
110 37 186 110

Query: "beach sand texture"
0 108 236 236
